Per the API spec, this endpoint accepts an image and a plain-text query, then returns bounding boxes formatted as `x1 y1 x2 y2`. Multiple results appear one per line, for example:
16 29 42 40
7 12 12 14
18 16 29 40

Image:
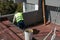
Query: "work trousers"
17 20 25 29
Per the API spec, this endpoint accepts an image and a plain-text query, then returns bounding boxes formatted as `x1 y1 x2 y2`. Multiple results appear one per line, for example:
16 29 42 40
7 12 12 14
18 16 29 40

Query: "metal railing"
43 27 56 40
43 28 53 40
51 27 56 40
0 14 14 18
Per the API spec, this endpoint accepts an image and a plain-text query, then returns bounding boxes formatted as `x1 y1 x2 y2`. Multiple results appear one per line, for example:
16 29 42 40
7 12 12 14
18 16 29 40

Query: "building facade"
45 0 60 25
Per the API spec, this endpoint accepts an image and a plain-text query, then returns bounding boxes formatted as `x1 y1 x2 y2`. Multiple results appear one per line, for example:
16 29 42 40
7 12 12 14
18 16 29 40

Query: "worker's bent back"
15 12 24 23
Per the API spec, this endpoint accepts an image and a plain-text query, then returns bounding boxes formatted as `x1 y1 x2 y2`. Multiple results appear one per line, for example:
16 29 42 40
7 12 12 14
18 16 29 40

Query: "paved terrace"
0 20 60 40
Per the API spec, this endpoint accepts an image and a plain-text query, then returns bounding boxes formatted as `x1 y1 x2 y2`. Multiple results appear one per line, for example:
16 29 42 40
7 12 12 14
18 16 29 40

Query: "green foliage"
0 0 17 15
0 0 23 15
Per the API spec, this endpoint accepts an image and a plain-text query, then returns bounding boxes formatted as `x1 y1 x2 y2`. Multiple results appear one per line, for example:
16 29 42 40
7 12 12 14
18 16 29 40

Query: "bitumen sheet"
0 20 60 40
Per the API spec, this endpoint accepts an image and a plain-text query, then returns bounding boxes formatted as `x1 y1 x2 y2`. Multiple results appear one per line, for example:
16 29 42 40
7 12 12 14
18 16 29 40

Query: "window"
25 3 35 12
23 0 38 12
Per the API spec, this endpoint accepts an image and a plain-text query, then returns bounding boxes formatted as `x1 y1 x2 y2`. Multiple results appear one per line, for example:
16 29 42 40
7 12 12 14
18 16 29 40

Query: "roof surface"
0 20 60 40
0 20 24 40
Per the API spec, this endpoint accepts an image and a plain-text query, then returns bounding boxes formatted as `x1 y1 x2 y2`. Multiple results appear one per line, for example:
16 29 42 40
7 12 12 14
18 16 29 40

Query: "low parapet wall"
23 10 42 26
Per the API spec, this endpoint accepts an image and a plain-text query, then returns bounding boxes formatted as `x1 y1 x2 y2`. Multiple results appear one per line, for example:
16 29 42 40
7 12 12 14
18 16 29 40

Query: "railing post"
43 29 53 40
51 27 56 40
42 0 46 25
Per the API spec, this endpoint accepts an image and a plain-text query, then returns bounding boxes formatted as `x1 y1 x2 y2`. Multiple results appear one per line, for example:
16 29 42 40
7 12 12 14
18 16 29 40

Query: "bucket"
24 29 33 40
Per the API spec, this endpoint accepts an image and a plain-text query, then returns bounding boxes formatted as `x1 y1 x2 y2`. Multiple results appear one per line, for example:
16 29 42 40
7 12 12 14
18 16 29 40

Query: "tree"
0 0 17 15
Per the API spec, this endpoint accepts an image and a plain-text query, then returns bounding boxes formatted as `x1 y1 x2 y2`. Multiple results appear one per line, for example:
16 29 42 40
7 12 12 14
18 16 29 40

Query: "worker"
13 11 25 30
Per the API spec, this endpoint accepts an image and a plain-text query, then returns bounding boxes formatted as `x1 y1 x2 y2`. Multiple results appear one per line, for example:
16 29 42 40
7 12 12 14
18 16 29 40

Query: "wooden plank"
0 23 20 40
